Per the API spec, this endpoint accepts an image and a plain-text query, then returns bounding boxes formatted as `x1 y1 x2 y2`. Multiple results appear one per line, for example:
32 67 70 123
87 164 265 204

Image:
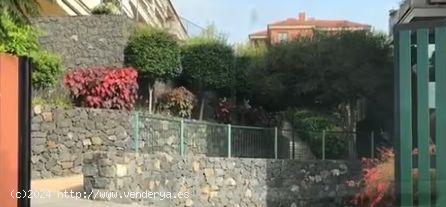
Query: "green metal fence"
130 112 378 160
394 20 446 206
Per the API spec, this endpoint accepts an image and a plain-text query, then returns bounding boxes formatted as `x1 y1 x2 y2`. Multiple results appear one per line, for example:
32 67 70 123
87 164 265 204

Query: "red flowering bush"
64 67 138 109
352 145 436 207
157 87 195 118
352 148 395 207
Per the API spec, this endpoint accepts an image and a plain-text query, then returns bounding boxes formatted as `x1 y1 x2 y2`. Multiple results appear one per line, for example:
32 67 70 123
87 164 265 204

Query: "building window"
278 32 288 42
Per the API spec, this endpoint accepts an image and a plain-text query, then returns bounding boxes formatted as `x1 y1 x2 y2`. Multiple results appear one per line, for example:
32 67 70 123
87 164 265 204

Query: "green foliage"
188 23 228 44
292 110 336 130
157 87 195 118
243 31 393 130
0 44 6 53
103 0 120 6
0 12 40 55
32 96 73 108
0 12 63 89
265 31 393 109
0 1 44 23
181 38 235 91
31 51 62 89
234 43 267 101
91 2 120 15
291 109 348 159
125 26 182 82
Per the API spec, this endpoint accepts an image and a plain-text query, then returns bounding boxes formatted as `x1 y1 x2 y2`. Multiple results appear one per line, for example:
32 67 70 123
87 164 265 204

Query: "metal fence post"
227 124 231 158
292 128 295 159
371 131 375 159
274 127 278 159
133 111 140 154
322 130 326 160
180 119 185 156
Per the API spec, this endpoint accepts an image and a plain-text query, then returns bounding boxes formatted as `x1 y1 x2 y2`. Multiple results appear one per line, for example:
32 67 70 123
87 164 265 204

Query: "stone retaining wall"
83 152 360 207
32 106 310 179
31 15 133 69
31 106 133 179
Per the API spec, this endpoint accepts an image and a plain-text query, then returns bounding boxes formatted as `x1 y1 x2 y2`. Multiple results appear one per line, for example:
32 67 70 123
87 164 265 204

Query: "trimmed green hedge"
181 39 235 91
125 26 182 81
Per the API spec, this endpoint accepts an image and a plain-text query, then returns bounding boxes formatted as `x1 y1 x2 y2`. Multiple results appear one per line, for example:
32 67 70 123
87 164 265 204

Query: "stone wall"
31 106 313 179
31 15 134 69
83 152 360 207
31 106 133 179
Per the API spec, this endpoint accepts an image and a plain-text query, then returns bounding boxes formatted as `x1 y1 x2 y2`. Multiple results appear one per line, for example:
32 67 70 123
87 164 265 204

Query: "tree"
234 43 267 102
125 26 182 113
256 31 393 158
181 28 235 120
247 31 393 157
265 31 393 115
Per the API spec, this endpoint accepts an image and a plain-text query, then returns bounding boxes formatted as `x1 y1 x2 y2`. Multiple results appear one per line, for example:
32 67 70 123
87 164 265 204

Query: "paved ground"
31 175 145 207
32 175 84 192
31 194 145 207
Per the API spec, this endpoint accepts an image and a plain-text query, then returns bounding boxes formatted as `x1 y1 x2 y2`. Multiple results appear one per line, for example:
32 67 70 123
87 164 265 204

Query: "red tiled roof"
249 30 268 37
269 18 370 29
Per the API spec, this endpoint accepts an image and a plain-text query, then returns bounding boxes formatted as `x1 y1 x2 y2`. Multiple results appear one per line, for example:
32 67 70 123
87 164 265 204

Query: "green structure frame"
394 20 446 207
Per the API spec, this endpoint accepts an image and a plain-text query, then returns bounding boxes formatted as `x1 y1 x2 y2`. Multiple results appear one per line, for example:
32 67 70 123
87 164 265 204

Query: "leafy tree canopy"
249 31 393 112
181 25 235 92
125 26 182 83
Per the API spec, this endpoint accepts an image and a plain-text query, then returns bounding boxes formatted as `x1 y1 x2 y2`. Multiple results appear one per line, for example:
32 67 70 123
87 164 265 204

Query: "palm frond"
0 0 52 23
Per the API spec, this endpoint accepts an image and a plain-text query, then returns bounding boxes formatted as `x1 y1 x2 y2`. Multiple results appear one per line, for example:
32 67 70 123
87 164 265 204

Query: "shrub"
125 26 181 81
352 146 436 207
292 109 348 159
31 51 62 89
91 2 120 15
351 148 395 207
157 87 195 118
125 26 181 112
215 97 235 124
181 39 235 91
0 12 63 89
32 97 72 108
0 12 40 56
64 67 138 109
234 43 267 100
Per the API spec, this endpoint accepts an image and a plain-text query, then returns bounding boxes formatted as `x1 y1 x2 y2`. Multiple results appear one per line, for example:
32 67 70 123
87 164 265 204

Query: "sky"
171 0 402 43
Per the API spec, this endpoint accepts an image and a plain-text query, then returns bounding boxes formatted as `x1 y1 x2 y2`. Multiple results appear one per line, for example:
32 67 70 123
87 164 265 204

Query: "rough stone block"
116 164 127 177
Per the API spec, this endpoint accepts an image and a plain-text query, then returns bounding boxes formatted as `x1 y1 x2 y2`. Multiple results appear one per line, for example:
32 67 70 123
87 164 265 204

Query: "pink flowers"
351 148 395 207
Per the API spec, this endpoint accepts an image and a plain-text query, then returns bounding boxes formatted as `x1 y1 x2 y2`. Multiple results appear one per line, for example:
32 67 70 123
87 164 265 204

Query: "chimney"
298 12 306 21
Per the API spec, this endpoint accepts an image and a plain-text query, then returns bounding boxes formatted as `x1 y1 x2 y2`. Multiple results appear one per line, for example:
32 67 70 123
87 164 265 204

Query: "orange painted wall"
35 0 68 16
0 54 19 207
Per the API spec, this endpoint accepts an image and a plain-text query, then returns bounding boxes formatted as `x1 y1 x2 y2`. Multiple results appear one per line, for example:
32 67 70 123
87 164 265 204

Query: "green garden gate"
394 20 446 207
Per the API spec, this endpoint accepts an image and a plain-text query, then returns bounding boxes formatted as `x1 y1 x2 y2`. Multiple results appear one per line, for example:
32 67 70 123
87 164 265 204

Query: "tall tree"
263 31 393 117
180 24 235 120
181 39 235 120
125 26 182 113
246 31 393 156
